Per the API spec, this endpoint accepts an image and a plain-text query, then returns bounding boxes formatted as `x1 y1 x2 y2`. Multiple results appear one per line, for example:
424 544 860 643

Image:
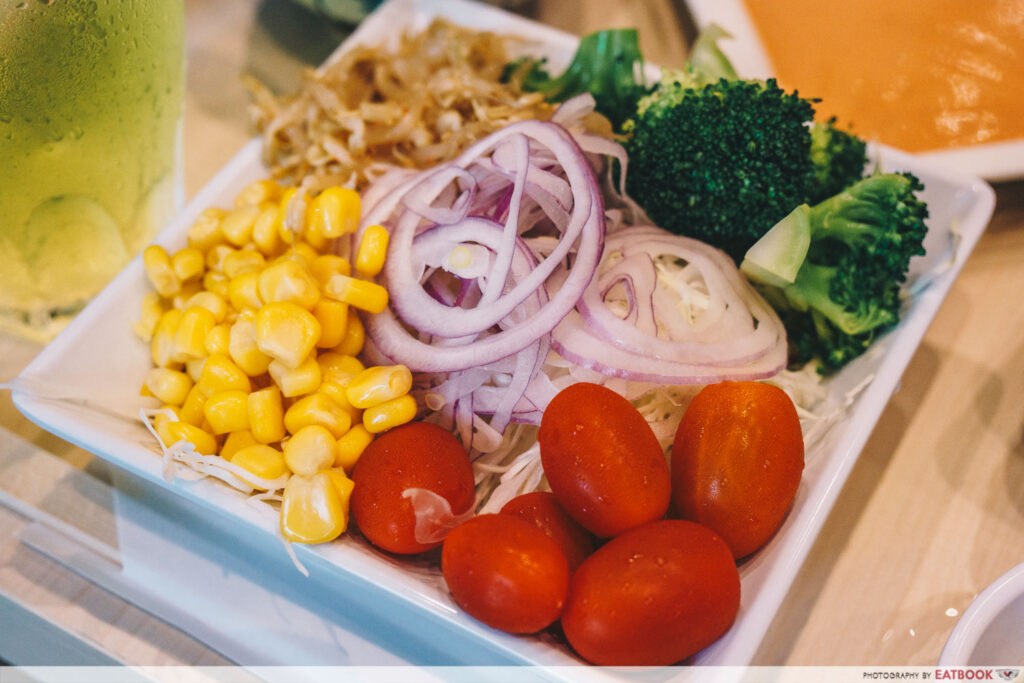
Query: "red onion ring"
361 119 605 373
552 225 787 384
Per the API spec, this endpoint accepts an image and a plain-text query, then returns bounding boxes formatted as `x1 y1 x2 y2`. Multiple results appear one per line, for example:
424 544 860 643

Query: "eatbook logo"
935 670 1020 680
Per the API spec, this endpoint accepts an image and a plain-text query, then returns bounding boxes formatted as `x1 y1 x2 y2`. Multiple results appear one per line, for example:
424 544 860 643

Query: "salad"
131 15 932 666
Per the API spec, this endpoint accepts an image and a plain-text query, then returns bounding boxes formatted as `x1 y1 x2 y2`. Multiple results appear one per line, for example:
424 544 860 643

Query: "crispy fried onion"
246 19 563 194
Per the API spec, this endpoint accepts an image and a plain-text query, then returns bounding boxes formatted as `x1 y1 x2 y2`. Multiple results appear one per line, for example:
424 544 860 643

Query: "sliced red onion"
399 164 477 226
402 488 475 545
361 119 605 372
554 94 633 205
554 311 786 384
552 225 787 384
551 93 599 126
578 229 783 365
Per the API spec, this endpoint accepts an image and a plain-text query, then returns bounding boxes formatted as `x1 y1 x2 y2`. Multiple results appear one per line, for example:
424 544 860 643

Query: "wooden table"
2 0 1023 667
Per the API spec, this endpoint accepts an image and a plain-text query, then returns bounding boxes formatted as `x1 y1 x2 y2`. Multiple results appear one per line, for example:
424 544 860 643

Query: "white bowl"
940 563 1024 665
683 0 1024 182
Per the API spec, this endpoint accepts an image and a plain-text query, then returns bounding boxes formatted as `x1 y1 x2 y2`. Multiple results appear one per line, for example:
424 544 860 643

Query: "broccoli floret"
807 117 869 204
740 172 929 373
624 74 816 262
505 29 649 131
622 28 818 263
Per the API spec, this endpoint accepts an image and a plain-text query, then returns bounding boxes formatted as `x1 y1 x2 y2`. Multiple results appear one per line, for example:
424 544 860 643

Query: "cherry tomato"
671 381 804 559
500 491 594 573
538 382 670 538
560 519 740 666
442 514 570 634
350 421 475 554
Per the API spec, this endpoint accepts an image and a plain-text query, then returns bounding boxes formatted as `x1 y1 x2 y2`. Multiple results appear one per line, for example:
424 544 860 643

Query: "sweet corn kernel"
204 323 231 356
284 392 352 439
170 248 202 283
202 270 230 300
220 204 261 247
334 308 364 356
334 424 373 472
184 291 228 323
235 180 281 208
154 416 176 446
144 368 193 407
307 187 360 238
252 204 283 256
309 254 351 287
232 444 288 487
228 314 273 377
254 302 321 369
171 280 203 310
173 306 217 362
283 424 338 476
267 356 321 398
151 308 182 368
133 291 165 342
197 354 252 396
153 408 181 445
222 249 266 279
187 207 227 252
355 224 389 277
346 365 413 409
180 384 208 426
235 306 256 324
318 380 362 423
317 352 364 381
185 358 206 383
313 299 348 349
302 228 329 252
280 472 347 543
203 390 250 435
206 244 236 272
324 274 388 314
220 429 258 462
287 241 319 266
247 386 286 444
143 245 181 297
257 260 319 310
227 270 262 311
363 393 417 434
325 468 355 511
163 421 219 455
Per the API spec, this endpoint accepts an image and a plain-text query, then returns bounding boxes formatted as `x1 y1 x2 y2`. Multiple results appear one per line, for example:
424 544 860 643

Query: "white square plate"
13 0 997 668
684 0 1024 182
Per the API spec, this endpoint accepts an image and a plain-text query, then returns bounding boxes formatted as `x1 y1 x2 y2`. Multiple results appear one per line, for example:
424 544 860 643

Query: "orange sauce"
742 0 1024 151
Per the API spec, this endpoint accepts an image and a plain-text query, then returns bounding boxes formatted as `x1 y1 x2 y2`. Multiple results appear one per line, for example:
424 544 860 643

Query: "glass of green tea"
0 0 185 341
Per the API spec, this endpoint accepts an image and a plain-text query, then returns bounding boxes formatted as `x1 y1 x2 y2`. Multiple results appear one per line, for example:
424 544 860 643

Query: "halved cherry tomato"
350 421 474 554
442 514 570 634
671 381 804 559
538 382 671 538
560 519 740 666
500 491 594 573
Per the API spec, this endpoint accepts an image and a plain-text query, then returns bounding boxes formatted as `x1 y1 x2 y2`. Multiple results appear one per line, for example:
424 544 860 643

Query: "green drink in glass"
0 0 185 340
